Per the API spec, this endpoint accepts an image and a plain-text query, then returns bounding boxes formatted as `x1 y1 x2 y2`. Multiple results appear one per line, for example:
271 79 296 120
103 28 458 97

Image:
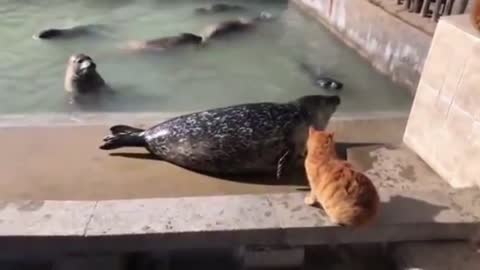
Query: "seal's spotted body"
100 95 340 177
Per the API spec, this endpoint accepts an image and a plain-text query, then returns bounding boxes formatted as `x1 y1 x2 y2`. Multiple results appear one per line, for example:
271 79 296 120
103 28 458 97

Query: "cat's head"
306 126 335 152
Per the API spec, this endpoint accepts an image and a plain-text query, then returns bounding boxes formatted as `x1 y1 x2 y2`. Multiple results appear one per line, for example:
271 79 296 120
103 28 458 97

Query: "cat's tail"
99 125 147 150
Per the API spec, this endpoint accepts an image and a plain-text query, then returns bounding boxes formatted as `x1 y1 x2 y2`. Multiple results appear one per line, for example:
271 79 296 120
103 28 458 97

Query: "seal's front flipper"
276 149 292 180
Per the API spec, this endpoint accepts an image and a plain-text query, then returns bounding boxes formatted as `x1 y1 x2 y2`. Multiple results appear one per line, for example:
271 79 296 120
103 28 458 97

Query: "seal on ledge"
99 95 341 178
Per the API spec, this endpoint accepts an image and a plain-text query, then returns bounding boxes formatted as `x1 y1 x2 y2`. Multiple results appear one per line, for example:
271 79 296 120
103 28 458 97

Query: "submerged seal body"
34 24 107 40
194 3 247 14
64 53 111 102
299 61 343 91
124 33 203 52
201 12 274 41
99 95 340 177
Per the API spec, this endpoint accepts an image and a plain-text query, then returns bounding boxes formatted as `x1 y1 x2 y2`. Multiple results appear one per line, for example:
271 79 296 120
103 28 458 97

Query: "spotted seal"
299 61 343 91
64 53 112 103
123 33 203 52
34 24 108 40
99 95 340 178
194 3 247 14
201 12 274 42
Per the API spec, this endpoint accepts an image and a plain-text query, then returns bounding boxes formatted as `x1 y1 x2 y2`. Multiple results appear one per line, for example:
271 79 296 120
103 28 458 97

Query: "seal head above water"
64 53 111 102
99 95 340 178
298 61 343 91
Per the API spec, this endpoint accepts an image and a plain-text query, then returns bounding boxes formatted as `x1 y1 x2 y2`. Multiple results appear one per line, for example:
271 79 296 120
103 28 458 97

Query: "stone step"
0 187 478 257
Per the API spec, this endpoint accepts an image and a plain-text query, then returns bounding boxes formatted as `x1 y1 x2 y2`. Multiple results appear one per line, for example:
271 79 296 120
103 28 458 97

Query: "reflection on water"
0 0 411 115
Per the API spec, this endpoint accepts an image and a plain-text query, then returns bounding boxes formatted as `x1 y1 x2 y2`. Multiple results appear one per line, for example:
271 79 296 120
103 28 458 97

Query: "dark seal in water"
201 12 275 42
194 3 247 14
34 24 109 40
99 95 340 178
123 33 203 52
298 61 343 91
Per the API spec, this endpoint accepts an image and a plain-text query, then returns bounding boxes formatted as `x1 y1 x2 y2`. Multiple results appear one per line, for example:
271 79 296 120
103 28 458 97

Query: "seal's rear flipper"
100 125 147 150
110 125 144 135
100 132 146 150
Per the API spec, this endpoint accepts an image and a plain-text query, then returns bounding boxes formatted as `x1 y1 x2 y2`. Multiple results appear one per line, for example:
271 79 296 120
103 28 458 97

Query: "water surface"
0 0 412 115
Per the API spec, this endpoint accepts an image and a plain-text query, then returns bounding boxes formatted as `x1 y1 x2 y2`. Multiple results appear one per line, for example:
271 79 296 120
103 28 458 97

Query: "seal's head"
36 29 63 39
296 95 341 129
64 53 106 96
68 53 97 77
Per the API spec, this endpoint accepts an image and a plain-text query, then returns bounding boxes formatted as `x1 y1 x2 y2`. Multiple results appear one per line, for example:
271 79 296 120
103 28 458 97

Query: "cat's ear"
327 132 335 140
309 126 316 135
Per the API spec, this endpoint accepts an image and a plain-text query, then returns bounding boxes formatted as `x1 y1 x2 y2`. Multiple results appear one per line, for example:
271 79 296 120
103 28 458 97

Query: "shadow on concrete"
110 152 307 186
109 142 383 162
110 152 160 160
379 195 450 224
109 141 386 187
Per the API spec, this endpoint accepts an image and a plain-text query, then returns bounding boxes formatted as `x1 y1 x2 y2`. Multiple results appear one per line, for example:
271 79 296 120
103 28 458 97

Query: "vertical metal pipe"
414 0 424 12
458 0 469 13
406 0 413 11
445 0 455 15
433 0 443 21
422 0 433 17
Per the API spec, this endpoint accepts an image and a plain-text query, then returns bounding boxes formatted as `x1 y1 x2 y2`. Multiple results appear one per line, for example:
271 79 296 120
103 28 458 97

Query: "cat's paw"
304 195 316 206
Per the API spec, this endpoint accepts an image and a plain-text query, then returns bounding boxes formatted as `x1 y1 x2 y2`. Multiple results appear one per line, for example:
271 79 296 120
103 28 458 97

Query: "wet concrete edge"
0 191 478 245
0 111 410 127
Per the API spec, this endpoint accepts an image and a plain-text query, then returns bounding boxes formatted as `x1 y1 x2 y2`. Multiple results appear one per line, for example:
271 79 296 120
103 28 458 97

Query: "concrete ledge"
0 114 408 201
0 111 409 127
0 188 478 255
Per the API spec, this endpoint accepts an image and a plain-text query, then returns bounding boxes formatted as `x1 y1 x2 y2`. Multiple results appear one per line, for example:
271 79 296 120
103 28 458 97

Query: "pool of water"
0 0 412 115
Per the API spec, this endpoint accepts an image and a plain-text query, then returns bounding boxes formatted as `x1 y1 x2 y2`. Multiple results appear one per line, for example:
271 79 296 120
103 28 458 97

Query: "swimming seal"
201 12 274 41
194 3 247 14
64 53 112 102
299 61 343 91
34 24 107 40
99 95 341 178
123 33 203 52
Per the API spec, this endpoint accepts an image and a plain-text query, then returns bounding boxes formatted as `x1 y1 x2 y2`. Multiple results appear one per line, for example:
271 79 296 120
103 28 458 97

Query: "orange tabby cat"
304 127 380 227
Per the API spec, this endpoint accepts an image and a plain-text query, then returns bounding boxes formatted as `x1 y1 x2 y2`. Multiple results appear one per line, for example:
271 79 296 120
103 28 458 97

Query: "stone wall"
292 0 432 94
404 15 480 188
